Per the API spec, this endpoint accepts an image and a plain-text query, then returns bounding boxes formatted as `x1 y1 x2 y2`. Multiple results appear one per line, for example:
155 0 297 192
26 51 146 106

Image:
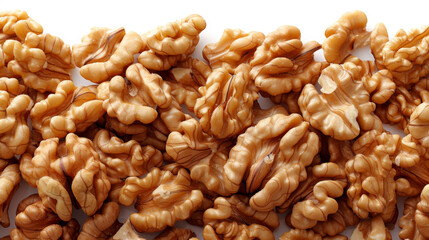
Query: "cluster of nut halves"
0 8 428 240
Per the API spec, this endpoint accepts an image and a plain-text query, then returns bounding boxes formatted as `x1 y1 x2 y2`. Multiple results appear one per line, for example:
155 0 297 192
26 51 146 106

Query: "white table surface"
1 0 426 239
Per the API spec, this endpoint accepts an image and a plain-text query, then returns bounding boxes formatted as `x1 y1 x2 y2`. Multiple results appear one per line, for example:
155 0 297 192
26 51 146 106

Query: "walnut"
4 32 74 93
346 130 399 222
153 227 197 240
224 113 320 211
381 26 429 86
311 197 360 237
11 194 79 240
350 216 392 240
166 118 232 195
112 220 145 240
250 26 327 96
119 168 203 232
323 10 371 63
0 161 20 227
267 91 302 114
202 196 276 240
398 196 426 240
0 10 43 43
279 162 347 229
326 137 354 168
78 202 122 240
161 57 211 112
30 80 105 139
194 63 259 139
370 23 389 70
252 104 289 125
20 133 111 220
74 28 144 83
131 117 170 152
138 14 206 71
363 69 396 105
0 78 32 159
99 63 172 125
158 100 191 133
93 129 162 201
299 58 383 140
409 102 429 147
93 129 163 181
416 184 429 238
203 28 265 72
375 85 424 131
279 229 322 240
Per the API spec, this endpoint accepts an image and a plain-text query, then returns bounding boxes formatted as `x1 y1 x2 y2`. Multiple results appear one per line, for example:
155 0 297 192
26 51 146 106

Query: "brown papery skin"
30 80 105 139
224 113 320 211
381 26 429 86
203 28 265 72
250 25 327 96
0 77 32 159
194 63 259 139
78 30 143 83
350 216 392 240
299 58 383 140
323 10 370 63
153 227 196 240
139 14 206 71
398 196 427 240
202 196 276 240
409 102 429 147
5 32 74 93
166 118 231 195
416 185 429 238
119 168 203 233
0 10 43 43
78 202 122 240
346 130 399 223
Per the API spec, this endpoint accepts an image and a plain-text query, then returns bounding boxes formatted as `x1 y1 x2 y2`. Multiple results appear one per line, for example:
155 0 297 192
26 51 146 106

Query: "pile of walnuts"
0 9 428 240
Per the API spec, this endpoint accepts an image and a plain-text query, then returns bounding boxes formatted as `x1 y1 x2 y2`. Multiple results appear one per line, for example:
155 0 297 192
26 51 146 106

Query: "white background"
1 0 426 239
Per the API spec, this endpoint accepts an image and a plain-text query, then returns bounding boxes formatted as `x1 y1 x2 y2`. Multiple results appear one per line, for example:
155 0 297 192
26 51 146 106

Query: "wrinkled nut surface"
350 216 392 240
250 25 327 96
162 57 211 111
409 102 429 147
153 227 197 240
0 78 32 159
0 10 43 43
203 196 276 240
12 194 79 240
77 29 143 83
5 32 74 93
224 113 320 211
99 63 172 125
138 14 206 71
20 133 111 220
362 69 396 105
279 229 323 240
416 185 429 238
381 25 429 85
30 80 105 139
119 168 203 232
398 196 426 240
166 118 231 195
78 202 122 240
203 28 265 72
311 197 360 237
0 162 20 227
194 64 259 139
299 59 383 140
323 10 371 63
346 130 399 222
93 129 163 182
288 162 347 229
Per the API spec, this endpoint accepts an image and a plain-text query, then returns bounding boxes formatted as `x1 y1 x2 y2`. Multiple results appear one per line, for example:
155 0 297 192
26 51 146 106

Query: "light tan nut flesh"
78 29 143 83
224 113 320 211
30 80 105 139
323 10 371 63
350 216 392 240
119 168 203 232
299 59 383 140
194 63 259 139
203 28 265 72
